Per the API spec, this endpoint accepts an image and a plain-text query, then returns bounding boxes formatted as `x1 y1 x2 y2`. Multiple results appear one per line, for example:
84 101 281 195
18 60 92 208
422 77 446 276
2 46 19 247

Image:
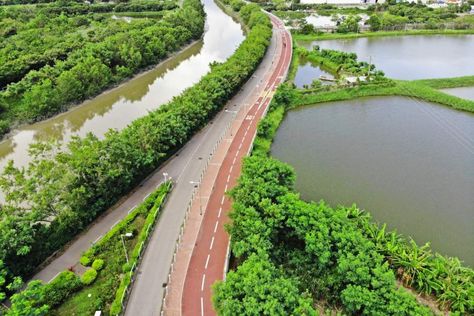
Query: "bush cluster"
215 155 432 315
81 268 98 285
92 259 105 271
7 271 81 315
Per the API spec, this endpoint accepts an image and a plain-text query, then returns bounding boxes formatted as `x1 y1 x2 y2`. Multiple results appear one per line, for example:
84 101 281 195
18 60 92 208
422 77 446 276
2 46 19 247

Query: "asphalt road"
180 14 292 316
122 13 284 316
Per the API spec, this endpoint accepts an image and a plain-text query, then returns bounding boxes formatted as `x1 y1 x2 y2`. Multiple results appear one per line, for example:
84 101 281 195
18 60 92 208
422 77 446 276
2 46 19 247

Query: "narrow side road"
163 14 292 316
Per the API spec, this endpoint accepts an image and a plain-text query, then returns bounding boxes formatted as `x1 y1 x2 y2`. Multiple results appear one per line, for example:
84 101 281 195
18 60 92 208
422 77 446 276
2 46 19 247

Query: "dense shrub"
43 271 82 307
7 271 82 315
213 254 317 315
92 259 105 271
79 256 91 267
81 268 98 286
217 156 433 314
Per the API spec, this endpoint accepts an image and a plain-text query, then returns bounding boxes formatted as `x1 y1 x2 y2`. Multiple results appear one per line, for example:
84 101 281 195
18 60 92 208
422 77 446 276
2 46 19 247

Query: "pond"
442 86 474 101
294 58 335 88
298 35 474 80
271 96 474 265
0 0 245 170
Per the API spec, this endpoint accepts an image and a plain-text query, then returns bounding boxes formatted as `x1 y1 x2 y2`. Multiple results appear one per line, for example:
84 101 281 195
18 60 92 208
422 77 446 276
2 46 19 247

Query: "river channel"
298 35 474 80
272 96 474 265
0 0 245 170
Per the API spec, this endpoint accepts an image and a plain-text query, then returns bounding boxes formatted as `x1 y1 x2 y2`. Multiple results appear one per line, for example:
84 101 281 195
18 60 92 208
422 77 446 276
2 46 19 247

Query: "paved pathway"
122 12 285 316
163 14 292 316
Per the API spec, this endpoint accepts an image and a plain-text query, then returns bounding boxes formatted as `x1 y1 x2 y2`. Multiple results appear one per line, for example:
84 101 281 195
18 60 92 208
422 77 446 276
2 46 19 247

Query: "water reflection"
0 0 245 170
298 35 474 80
272 96 474 265
294 57 335 88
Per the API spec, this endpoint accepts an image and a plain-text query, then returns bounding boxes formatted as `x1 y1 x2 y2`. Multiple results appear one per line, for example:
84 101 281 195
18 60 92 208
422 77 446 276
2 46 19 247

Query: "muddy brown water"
272 96 474 265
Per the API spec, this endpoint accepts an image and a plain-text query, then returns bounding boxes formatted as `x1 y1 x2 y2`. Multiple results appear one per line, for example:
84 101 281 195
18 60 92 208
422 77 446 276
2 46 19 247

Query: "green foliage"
42 271 82 307
79 256 91 267
7 281 49 316
0 0 204 137
0 0 271 290
294 79 474 113
80 268 98 286
91 259 105 271
336 15 361 33
367 14 381 31
297 46 383 79
57 182 171 315
213 254 317 315
347 209 474 314
413 75 474 89
223 156 432 314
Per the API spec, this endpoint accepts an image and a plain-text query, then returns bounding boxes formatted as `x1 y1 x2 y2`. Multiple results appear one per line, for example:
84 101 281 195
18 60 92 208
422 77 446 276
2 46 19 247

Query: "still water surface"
442 86 474 101
294 58 334 88
0 0 244 169
298 35 474 80
272 96 474 265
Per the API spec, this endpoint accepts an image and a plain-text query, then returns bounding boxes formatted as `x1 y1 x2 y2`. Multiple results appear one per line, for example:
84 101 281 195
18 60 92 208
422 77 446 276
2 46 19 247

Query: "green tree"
7 281 49 316
337 15 361 33
367 14 381 31
212 254 316 316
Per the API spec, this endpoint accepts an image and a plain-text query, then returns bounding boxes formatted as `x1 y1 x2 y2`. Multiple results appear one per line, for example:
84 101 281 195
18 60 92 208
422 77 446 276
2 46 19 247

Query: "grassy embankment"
295 78 474 113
